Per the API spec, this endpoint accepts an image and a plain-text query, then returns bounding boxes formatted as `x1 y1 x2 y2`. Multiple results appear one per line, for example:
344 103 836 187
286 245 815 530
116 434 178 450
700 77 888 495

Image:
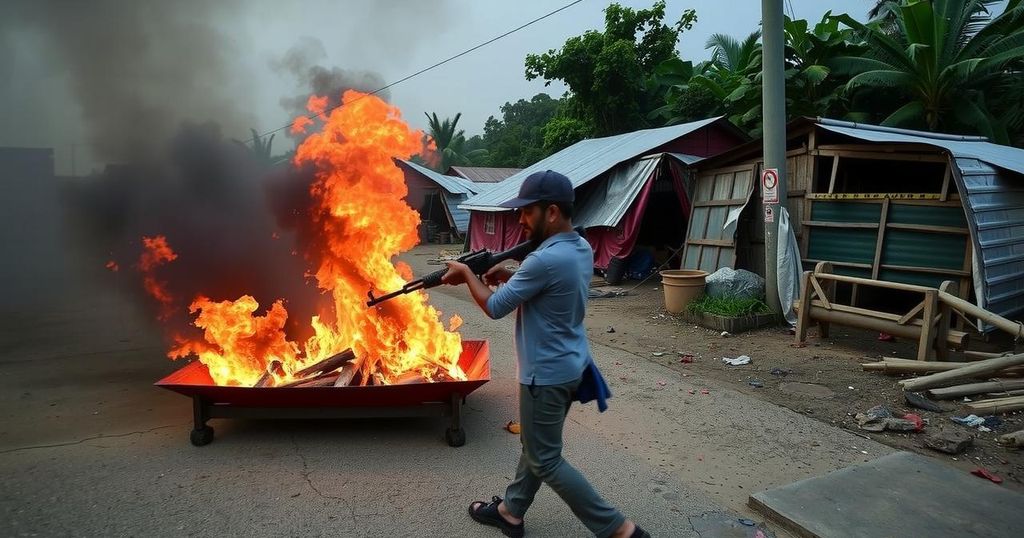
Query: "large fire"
136 90 464 386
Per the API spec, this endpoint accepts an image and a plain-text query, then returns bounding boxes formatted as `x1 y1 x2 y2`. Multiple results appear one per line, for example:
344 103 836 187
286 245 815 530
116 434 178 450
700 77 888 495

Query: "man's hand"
483 265 513 287
442 261 471 286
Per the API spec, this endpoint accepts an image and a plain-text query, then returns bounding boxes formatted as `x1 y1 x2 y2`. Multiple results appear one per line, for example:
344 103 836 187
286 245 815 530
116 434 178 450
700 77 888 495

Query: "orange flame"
162 91 464 386
290 116 314 135
139 235 177 319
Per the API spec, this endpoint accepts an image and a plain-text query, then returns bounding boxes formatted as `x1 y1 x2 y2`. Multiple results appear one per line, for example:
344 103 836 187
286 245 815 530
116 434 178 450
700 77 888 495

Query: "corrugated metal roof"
816 118 1024 175
396 159 480 195
953 157 1024 323
461 117 724 211
443 192 471 233
448 166 522 183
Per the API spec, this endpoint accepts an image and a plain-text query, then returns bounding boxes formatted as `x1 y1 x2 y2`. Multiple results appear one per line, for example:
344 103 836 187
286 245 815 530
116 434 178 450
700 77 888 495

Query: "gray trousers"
503 378 625 538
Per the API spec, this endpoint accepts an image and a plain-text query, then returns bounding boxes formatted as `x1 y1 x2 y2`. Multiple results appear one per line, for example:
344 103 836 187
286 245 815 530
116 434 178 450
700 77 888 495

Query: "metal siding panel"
955 157 1024 322
887 205 967 227
809 201 881 223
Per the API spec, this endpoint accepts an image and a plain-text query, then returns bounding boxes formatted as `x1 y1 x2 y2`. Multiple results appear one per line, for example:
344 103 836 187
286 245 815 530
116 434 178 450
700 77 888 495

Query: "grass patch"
686 294 770 317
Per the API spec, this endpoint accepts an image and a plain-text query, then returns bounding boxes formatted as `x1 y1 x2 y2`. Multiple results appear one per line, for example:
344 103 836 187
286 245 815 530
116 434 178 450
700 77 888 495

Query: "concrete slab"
749 451 1023 538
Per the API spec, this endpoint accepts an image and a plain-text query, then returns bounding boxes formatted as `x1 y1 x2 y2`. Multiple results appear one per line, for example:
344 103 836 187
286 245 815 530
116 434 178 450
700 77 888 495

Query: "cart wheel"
190 425 214 447
445 427 466 447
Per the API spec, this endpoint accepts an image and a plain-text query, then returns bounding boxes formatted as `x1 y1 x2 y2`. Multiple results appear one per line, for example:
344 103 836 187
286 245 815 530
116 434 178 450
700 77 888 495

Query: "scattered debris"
904 391 945 412
720 331 732 338
769 367 791 377
688 389 695 395
951 414 986 428
606 326 616 333
877 332 896 342
748 380 764 388
505 421 521 434
722 355 751 366
970 467 1003 484
700 389 710 395
737 518 756 527
855 405 921 432
652 352 665 357
923 430 973 455
657 380 668 387
679 354 695 364
589 288 628 299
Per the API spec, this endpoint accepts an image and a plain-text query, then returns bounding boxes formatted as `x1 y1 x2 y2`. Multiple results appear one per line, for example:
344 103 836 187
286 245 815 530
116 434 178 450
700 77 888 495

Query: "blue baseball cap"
499 170 574 209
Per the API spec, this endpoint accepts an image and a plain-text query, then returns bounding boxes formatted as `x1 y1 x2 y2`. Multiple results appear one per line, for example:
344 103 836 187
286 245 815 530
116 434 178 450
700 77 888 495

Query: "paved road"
0 247 889 537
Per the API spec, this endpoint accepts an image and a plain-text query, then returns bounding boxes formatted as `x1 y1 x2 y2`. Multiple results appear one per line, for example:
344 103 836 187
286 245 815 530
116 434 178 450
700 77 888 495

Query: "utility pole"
762 0 788 315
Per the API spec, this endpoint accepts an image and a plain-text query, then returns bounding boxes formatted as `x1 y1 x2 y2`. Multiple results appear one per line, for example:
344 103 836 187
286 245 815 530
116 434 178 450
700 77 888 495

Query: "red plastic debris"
903 413 924 431
878 332 896 342
970 468 1003 484
700 389 710 395
679 354 695 364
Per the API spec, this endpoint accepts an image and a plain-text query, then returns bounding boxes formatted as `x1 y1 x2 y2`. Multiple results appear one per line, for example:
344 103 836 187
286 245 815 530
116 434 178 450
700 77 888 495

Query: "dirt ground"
580 277 1024 491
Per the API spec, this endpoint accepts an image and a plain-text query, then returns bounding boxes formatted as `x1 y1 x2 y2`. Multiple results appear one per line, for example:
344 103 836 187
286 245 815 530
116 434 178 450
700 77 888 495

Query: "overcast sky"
2 1 880 175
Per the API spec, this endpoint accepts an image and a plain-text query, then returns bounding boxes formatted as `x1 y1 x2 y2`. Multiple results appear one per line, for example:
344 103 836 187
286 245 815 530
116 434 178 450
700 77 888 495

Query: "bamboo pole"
926 380 1024 400
899 353 1024 391
966 396 1024 413
938 291 1024 340
803 305 968 348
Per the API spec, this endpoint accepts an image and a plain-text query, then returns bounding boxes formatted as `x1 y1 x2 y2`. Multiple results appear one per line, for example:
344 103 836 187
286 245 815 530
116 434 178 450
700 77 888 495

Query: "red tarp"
469 211 525 251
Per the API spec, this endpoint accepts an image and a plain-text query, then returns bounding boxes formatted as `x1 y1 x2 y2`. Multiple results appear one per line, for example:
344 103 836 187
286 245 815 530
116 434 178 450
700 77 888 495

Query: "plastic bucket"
660 270 708 313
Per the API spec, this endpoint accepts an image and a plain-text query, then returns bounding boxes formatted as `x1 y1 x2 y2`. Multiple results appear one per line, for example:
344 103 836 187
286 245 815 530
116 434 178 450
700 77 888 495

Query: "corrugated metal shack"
683 118 1024 328
446 166 521 184
394 159 487 243
459 117 748 264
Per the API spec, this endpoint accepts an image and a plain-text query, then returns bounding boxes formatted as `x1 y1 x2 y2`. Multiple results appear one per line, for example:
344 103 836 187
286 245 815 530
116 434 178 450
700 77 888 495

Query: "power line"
249 0 587 144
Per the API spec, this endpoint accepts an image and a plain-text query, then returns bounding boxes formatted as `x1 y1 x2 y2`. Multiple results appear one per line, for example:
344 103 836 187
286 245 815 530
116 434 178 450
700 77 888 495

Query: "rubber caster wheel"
190 426 214 446
445 427 466 447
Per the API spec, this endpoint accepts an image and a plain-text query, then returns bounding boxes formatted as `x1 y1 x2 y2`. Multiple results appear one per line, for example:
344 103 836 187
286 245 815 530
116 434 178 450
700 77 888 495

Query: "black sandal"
468 496 525 537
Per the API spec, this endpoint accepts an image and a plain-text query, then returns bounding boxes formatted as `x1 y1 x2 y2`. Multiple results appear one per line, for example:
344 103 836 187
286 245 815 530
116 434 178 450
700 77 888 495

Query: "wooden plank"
815 143 941 154
828 156 840 193
935 281 957 361
813 272 935 293
802 258 873 270
917 290 939 361
803 221 879 229
879 264 971 277
872 197 890 280
885 223 969 235
689 239 735 247
806 193 943 200
898 301 925 325
810 276 833 310
814 148 949 163
796 271 813 343
815 262 834 337
940 163 952 202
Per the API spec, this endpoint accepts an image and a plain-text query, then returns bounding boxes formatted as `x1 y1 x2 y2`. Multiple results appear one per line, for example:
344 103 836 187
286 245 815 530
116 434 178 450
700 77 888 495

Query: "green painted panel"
834 266 871 279
807 228 876 264
878 269 949 289
882 230 967 270
810 201 881 223
888 204 967 227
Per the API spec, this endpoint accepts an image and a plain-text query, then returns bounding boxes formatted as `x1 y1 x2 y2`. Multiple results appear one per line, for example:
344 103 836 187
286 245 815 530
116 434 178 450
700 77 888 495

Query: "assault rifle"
366 227 584 308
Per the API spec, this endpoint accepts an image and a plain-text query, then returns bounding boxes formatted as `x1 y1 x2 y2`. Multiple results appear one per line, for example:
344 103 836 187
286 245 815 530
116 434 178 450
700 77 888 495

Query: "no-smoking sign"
762 168 779 204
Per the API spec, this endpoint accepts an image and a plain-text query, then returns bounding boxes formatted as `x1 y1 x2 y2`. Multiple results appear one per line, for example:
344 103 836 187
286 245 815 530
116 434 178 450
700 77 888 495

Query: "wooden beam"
899 353 1024 391
917 290 939 361
871 197 890 280
801 258 873 270
898 301 926 325
828 156 840 193
810 276 833 310
814 148 949 163
879 264 972 277
935 281 956 362
796 271 813 343
813 271 934 293
885 222 969 235
940 163 952 202
688 239 736 247
802 220 879 229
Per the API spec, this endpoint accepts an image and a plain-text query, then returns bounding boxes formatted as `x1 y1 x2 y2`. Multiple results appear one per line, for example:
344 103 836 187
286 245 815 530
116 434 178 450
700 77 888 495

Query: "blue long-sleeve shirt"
486 231 593 386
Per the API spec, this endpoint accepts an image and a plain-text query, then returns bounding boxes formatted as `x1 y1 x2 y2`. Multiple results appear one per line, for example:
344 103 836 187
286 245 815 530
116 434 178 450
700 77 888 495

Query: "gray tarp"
573 156 661 228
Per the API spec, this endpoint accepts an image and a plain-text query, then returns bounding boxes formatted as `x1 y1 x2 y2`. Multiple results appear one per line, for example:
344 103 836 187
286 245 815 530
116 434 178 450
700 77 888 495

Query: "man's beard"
527 214 547 241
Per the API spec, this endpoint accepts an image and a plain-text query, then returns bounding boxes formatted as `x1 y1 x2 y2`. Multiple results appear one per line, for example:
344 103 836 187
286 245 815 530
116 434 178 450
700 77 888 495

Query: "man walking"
443 170 648 538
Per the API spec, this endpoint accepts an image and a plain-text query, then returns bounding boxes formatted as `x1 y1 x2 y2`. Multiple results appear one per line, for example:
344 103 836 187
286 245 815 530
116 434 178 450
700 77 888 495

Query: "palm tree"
832 0 1024 143
233 128 282 166
424 112 488 172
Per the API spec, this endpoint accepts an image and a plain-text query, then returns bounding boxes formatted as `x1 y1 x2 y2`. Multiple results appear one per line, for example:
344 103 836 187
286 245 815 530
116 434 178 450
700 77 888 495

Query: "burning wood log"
295 372 341 387
393 371 428 385
254 360 285 387
293 349 355 378
333 354 366 387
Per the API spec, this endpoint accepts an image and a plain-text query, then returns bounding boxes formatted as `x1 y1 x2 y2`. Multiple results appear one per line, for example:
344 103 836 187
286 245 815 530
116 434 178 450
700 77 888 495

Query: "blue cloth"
486 231 592 386
576 360 612 412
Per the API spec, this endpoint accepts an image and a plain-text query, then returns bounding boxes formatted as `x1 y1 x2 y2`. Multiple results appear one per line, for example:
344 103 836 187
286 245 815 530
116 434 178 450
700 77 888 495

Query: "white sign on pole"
764 205 775 223
762 168 780 204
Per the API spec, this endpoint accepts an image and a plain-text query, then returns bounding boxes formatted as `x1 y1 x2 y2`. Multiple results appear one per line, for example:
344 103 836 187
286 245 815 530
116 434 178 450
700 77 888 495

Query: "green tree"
524 1 697 141
424 112 488 172
480 93 560 167
832 0 1024 144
